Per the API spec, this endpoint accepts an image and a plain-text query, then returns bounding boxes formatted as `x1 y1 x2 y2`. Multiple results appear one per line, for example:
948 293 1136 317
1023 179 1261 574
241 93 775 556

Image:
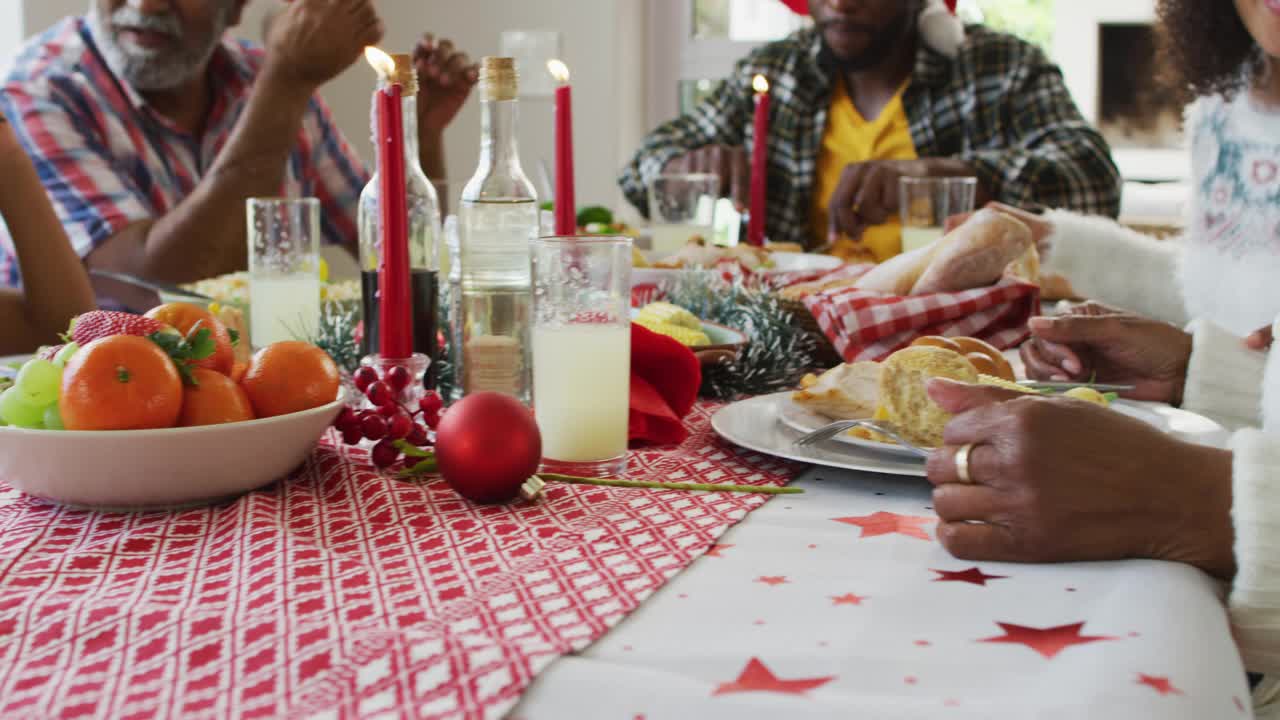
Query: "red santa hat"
781 0 964 57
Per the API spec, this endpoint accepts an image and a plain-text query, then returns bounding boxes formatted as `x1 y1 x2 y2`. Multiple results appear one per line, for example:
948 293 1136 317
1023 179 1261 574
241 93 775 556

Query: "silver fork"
792 420 931 458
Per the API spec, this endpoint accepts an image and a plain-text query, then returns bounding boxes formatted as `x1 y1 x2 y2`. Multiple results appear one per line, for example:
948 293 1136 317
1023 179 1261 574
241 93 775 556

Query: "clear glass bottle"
358 53 442 385
458 57 538 403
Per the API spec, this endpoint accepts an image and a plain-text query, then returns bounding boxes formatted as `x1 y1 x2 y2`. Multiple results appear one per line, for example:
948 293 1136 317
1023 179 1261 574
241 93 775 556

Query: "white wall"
13 0 644 213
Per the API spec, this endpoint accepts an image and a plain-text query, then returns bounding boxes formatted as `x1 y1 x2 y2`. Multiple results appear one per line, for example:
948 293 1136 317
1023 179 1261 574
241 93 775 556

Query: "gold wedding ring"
954 443 976 484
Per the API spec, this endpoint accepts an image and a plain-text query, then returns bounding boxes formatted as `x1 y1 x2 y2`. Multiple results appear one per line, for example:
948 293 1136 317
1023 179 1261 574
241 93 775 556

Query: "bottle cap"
388 53 418 95
480 57 518 101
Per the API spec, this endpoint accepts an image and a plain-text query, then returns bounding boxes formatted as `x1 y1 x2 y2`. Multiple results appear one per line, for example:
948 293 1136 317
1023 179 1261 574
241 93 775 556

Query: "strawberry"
68 311 167 346
36 344 64 361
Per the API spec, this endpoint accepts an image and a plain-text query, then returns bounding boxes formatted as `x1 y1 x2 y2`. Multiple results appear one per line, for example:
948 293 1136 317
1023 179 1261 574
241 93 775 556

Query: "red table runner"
0 403 797 719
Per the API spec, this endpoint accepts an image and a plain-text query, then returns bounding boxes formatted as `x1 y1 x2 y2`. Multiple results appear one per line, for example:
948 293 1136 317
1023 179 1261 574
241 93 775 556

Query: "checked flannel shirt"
619 26 1122 250
0 18 369 288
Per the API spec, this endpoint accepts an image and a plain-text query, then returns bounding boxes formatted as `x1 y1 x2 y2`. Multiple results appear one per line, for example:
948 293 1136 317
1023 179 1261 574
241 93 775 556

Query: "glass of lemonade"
647 173 720 254
899 177 978 253
532 236 632 478
247 198 322 347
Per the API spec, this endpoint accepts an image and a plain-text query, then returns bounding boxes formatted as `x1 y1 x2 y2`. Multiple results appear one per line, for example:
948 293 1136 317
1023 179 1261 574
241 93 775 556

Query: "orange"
60 335 183 430
145 302 235 375
240 341 340 418
179 368 256 427
228 361 248 384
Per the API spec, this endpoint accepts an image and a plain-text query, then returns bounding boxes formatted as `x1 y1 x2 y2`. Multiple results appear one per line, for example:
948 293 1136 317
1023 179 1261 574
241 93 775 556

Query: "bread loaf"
851 241 942 296
911 209 1033 294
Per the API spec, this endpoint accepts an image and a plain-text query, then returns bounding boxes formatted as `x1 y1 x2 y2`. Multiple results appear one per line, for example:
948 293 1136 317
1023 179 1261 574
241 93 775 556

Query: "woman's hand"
1020 302 1193 404
924 380 1236 579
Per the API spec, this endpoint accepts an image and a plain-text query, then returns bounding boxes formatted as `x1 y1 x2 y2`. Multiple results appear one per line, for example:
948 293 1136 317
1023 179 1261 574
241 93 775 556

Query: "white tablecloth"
513 466 1251 719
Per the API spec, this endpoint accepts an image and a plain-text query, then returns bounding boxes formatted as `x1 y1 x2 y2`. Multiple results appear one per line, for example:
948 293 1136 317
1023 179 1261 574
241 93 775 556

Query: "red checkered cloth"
0 403 798 719
799 266 1040 362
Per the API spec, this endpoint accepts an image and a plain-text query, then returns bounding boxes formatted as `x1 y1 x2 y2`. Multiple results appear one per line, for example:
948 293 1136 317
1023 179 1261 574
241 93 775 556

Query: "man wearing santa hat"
0 0 476 308
620 0 1121 263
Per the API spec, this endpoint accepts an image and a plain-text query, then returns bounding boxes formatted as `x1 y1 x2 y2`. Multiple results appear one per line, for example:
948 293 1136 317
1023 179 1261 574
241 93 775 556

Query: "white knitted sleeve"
1183 319 1266 431
1228 323 1280 680
1040 210 1190 326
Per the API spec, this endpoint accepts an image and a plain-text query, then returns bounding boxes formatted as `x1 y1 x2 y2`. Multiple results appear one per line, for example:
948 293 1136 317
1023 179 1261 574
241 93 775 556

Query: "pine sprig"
662 271 821 400
305 301 364 374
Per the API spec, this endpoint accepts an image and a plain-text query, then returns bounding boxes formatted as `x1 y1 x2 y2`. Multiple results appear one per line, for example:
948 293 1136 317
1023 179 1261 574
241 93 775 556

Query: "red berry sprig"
333 367 445 470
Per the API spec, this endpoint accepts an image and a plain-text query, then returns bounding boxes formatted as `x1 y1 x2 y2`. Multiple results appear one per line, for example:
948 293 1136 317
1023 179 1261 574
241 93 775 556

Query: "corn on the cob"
636 302 701 330
633 315 711 346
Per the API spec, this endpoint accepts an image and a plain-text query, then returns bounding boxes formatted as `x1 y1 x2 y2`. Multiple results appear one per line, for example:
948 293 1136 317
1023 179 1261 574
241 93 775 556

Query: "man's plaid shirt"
619 26 1122 249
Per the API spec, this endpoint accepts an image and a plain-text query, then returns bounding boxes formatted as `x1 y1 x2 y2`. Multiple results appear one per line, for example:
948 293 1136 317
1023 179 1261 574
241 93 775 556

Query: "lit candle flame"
547 59 571 85
364 46 395 79
752 74 769 94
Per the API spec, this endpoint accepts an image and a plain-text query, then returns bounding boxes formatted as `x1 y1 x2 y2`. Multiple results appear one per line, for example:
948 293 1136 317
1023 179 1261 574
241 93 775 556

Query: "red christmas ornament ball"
434 392 542 503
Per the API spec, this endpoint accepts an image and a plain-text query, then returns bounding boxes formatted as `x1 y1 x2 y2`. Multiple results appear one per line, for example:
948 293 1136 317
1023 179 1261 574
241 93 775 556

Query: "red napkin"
629 324 702 446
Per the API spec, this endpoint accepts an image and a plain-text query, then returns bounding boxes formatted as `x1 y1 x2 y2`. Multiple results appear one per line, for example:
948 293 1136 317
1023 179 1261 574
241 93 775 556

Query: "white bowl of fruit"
0 305 346 510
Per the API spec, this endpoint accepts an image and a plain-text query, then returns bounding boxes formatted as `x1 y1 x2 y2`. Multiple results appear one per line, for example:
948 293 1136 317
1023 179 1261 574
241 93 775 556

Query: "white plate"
712 392 1231 478
711 393 928 477
632 251 841 287
775 394 1229 459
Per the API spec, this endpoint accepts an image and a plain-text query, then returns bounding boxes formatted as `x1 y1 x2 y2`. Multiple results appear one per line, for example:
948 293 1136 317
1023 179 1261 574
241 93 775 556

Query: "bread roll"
878 346 978 447
792 362 881 420
911 209 1033 295
950 337 1015 381
852 241 942 296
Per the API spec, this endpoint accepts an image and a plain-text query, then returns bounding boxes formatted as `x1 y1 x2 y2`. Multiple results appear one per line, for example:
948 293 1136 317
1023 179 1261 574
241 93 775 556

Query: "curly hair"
1156 0 1259 101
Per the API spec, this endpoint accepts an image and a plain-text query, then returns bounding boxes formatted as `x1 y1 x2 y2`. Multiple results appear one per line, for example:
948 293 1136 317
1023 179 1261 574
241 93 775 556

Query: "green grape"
43 404 65 430
15 359 60 406
54 342 80 369
0 387 44 428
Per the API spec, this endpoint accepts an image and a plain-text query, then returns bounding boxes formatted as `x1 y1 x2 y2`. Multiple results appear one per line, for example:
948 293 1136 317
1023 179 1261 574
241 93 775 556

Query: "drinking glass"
531 236 632 477
247 198 322 347
899 177 978 253
647 173 720 254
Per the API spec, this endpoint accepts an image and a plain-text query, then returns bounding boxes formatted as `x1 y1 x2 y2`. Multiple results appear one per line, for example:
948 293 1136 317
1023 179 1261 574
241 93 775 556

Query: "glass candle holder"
358 352 432 412
531 236 632 478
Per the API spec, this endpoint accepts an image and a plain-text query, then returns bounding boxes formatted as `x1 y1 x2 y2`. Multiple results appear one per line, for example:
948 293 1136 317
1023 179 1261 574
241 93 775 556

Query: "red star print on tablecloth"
833 511 934 540
980 622 1116 659
756 576 789 586
831 593 866 606
931 567 1008 586
713 658 835 697
704 544 734 558
1136 674 1182 696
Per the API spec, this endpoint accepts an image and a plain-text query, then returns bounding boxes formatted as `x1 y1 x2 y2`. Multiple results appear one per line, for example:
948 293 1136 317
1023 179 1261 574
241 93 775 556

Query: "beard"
816 8 916 74
88 1 234 92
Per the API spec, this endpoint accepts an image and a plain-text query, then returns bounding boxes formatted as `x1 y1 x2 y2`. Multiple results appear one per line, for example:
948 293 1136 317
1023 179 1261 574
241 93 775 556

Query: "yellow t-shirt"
810 79 918 263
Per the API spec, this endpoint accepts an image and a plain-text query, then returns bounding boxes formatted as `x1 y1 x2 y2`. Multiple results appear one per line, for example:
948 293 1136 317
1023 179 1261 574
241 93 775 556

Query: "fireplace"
1097 23 1182 150
1054 0 1185 183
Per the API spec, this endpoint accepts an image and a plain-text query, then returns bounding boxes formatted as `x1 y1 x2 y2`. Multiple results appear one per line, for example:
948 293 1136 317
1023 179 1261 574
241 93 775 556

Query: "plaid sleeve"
0 80 153 259
617 57 756 217
303 94 369 250
959 42 1122 218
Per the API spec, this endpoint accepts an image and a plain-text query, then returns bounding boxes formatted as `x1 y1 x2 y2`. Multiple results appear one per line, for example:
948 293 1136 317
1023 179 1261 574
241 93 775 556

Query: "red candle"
548 59 576 236
369 48 412 359
747 74 770 248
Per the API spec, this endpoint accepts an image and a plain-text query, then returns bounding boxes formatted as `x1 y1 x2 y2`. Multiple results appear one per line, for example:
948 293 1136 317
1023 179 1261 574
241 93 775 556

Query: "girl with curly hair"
0 112 94 354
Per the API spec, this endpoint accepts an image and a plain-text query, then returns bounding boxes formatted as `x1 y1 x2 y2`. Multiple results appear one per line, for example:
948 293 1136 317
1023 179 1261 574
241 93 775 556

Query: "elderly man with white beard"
0 0 477 308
